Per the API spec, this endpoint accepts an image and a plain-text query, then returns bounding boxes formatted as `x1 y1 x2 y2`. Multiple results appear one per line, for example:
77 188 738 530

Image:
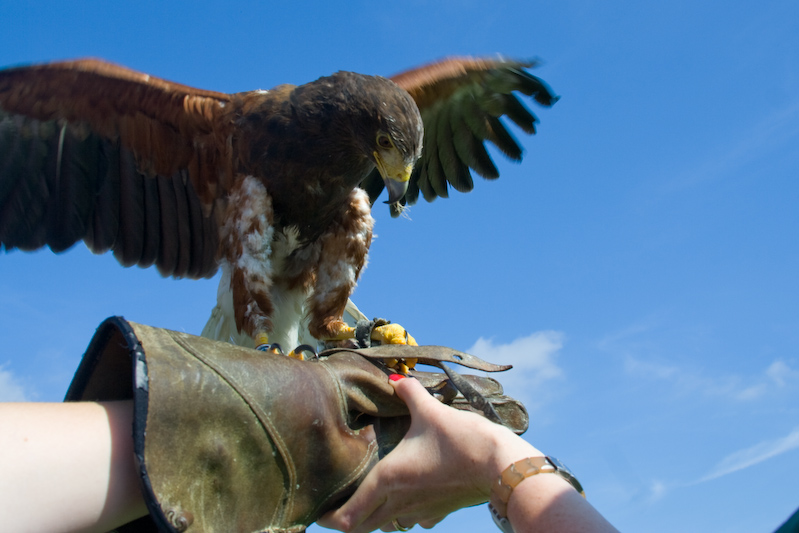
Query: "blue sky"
1 1 798 531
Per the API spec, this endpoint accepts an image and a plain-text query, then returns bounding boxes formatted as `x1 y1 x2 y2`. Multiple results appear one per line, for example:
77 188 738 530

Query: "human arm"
317 376 618 533
0 400 148 532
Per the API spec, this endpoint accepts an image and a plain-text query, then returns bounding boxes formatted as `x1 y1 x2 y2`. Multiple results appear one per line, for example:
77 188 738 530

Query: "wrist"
489 455 587 533
482 427 544 496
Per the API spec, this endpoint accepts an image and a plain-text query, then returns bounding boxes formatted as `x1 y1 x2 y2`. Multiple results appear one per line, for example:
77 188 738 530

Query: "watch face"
547 456 586 497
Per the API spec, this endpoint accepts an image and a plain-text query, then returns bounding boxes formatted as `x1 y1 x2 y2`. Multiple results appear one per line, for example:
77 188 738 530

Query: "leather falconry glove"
65 317 528 533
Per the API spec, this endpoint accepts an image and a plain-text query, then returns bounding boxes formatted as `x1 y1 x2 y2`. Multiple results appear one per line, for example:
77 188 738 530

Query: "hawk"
0 56 558 352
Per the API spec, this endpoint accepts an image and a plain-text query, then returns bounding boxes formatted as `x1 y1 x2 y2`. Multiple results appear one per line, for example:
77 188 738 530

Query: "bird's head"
348 74 423 205
372 127 416 204
368 77 423 204
290 71 423 204
309 72 423 204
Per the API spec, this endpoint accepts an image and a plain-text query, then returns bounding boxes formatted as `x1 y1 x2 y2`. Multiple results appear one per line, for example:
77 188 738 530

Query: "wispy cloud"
626 429 799 502
467 331 564 410
623 356 799 402
735 360 799 400
0 364 30 402
598 321 799 401
694 427 799 484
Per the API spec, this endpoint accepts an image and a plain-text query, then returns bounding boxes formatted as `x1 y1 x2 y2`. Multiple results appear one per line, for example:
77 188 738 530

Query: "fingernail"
389 373 405 382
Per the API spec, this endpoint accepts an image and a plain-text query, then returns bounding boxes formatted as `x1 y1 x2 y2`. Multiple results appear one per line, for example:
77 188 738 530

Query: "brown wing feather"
390 56 527 110
366 56 559 216
0 58 235 278
0 59 229 139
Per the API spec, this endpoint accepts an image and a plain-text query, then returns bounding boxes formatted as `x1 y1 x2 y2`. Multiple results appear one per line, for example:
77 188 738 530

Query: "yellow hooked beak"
373 149 412 204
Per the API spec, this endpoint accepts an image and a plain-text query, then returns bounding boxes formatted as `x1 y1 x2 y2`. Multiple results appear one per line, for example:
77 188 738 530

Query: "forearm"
481 427 618 533
505 472 618 533
0 401 148 532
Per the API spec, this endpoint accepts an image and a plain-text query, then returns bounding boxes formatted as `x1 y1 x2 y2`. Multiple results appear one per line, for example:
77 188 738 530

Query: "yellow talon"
372 323 418 346
372 323 418 373
287 350 305 361
385 357 417 374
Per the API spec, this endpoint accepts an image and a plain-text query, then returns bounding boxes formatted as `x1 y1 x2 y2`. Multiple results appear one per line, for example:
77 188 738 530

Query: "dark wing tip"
0 59 226 280
385 55 557 211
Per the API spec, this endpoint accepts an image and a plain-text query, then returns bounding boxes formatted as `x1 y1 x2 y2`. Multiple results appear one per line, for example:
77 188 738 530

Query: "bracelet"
488 456 585 533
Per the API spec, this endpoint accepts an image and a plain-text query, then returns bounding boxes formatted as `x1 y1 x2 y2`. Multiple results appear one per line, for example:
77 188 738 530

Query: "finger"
316 468 387 532
418 515 446 529
350 506 401 533
396 509 447 530
383 517 417 532
390 375 442 415
316 511 344 531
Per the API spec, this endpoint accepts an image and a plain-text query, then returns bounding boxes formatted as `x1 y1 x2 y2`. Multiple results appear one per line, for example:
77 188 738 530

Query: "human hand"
317 374 540 532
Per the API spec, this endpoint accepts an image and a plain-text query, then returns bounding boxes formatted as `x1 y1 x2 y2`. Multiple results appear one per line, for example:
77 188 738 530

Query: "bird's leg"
373 323 418 372
307 189 374 343
354 319 418 373
370 322 419 373
370 322 418 346
218 176 276 349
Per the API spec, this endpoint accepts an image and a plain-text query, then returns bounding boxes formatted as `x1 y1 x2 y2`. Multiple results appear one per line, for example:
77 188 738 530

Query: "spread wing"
0 58 234 278
360 56 559 217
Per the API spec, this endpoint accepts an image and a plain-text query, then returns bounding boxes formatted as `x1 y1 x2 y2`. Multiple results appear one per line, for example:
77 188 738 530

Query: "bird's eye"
377 134 393 149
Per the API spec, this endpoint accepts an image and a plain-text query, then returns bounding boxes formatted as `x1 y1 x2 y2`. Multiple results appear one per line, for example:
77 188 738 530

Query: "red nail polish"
389 373 405 382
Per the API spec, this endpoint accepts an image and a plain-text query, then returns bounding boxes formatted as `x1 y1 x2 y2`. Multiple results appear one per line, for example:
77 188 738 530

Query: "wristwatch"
489 455 585 533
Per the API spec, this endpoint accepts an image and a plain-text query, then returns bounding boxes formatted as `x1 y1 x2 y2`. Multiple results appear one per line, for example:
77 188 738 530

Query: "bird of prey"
0 56 558 353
